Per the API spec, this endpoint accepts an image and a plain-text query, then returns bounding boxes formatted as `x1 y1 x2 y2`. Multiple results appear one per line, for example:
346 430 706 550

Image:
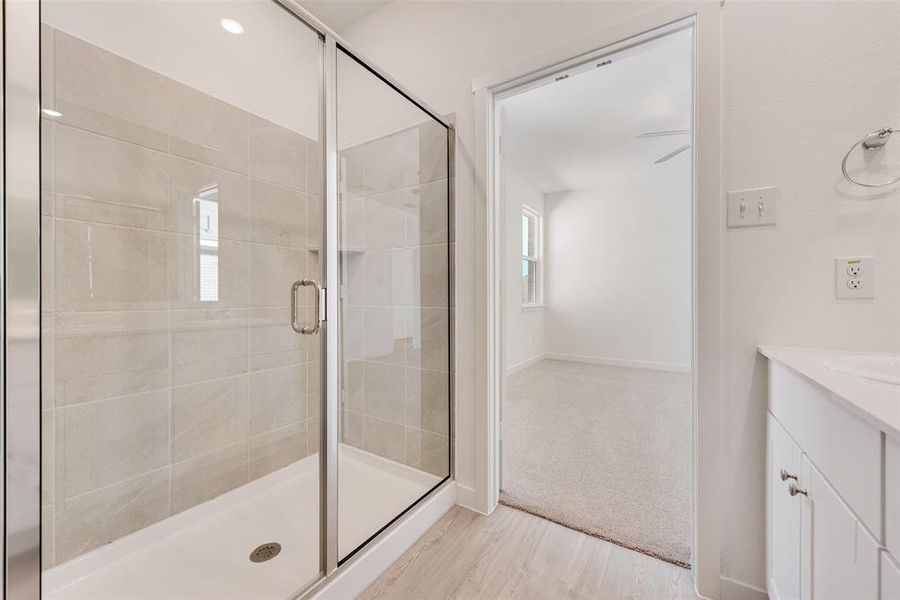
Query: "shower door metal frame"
1 0 456 597
3 0 43 597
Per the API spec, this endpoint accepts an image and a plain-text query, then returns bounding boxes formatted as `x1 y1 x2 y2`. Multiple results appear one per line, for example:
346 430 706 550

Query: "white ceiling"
300 0 390 32
500 28 693 194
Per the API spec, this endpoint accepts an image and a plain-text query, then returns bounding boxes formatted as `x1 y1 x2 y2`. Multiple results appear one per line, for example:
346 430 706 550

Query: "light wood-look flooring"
359 505 699 600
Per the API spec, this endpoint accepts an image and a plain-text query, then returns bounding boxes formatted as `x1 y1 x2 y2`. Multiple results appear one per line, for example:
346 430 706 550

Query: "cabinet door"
768 413 802 600
801 456 879 599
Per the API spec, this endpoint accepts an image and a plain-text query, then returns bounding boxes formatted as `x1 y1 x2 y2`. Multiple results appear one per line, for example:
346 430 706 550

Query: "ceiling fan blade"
654 143 691 164
636 129 691 139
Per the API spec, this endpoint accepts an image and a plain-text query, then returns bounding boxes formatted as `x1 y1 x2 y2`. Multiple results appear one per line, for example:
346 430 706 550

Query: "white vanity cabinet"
768 412 880 599
764 347 900 600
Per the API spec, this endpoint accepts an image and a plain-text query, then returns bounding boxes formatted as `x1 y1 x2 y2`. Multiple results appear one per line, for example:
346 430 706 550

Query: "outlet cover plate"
727 186 777 228
835 256 874 299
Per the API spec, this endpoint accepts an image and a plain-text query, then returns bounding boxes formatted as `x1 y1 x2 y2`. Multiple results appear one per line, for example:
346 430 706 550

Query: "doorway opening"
495 22 695 568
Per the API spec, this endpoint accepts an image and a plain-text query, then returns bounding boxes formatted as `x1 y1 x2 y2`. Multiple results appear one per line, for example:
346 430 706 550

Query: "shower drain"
249 542 282 563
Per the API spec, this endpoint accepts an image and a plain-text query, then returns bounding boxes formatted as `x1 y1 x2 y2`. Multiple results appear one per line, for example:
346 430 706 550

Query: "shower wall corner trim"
3 0 43 598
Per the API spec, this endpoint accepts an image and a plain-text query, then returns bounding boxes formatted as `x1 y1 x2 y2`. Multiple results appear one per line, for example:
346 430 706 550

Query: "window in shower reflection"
195 185 219 303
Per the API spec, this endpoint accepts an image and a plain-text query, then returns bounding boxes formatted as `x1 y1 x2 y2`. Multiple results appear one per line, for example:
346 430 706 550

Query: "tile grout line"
167 159 175 517
51 360 317 411
49 106 316 192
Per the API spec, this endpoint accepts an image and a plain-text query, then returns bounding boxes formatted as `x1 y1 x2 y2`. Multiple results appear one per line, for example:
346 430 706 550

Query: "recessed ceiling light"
220 18 244 35
41 108 63 118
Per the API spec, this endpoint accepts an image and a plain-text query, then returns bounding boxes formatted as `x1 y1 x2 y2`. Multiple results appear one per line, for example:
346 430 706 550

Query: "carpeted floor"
500 359 692 567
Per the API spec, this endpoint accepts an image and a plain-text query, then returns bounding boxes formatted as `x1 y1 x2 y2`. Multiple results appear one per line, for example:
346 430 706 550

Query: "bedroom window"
521 206 542 306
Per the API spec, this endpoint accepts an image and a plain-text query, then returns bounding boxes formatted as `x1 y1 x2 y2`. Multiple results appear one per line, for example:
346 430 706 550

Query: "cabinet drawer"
769 361 882 539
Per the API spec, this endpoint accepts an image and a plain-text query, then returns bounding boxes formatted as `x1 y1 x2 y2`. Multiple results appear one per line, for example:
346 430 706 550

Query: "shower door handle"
291 279 321 335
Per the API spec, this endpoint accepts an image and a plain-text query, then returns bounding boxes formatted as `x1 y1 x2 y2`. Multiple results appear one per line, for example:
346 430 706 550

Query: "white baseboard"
544 352 692 374
505 354 546 376
311 481 457 600
719 576 768 600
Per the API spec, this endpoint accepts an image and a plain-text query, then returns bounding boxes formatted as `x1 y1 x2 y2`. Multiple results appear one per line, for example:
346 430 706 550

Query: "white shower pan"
43 445 440 600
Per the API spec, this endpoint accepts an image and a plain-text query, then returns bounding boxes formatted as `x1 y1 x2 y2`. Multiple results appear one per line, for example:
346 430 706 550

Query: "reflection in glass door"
335 48 452 562
38 2 324 597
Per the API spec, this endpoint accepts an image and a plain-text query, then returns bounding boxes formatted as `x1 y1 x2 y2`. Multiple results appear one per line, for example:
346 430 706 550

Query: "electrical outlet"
727 187 777 228
835 256 874 299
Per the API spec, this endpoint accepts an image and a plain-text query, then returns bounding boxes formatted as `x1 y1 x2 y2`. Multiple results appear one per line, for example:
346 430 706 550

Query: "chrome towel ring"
841 127 900 188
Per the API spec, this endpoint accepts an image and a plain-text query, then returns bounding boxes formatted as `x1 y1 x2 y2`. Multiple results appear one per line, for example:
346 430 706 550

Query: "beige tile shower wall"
338 122 451 479
40 26 320 569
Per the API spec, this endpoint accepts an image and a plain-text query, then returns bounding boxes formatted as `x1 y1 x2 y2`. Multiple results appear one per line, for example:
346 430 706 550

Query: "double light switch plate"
727 186 777 228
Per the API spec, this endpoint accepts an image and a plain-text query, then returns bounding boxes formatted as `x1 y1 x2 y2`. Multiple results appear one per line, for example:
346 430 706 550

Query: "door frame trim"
471 2 722 597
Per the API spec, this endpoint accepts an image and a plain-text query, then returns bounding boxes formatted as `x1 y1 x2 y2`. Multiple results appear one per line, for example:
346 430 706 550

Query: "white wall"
544 159 691 371
340 1 900 593
721 1 900 588
502 165 547 372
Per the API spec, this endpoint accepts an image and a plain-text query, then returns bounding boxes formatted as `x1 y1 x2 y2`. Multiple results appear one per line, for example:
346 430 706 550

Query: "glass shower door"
38 2 325 597
335 48 452 562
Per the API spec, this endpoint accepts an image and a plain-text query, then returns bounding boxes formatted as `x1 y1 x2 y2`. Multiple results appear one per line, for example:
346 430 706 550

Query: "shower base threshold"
43 444 440 599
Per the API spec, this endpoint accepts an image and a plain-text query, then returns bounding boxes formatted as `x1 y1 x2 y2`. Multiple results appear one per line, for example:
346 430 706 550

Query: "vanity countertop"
759 346 900 438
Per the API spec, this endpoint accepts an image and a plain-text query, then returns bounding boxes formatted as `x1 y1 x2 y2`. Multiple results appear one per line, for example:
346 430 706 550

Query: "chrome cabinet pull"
780 468 798 482
788 483 808 497
291 279 321 335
